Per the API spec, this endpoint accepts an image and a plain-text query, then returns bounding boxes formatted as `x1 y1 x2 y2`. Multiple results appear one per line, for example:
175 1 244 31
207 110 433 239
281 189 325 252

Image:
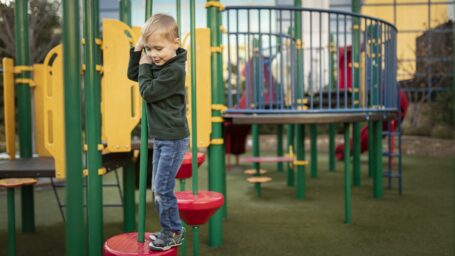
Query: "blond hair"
142 13 179 42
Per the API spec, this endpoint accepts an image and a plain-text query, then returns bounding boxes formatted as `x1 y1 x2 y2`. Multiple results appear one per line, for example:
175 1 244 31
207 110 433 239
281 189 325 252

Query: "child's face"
144 33 179 66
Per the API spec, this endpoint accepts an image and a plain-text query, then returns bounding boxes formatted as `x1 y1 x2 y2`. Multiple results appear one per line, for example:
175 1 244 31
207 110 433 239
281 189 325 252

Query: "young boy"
127 13 189 251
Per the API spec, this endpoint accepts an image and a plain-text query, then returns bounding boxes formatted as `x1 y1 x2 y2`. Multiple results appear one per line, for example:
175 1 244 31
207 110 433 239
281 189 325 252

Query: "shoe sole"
149 240 183 251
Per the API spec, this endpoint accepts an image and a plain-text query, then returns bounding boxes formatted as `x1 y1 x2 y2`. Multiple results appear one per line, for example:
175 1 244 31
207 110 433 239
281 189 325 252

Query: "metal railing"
223 6 399 114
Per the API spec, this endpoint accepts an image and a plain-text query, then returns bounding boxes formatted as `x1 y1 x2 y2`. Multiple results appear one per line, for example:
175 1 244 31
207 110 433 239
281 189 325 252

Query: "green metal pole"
176 0 181 39
252 124 261 197
207 0 224 248
252 38 261 197
352 0 361 187
329 124 336 172
344 123 351 224
295 125 306 199
216 7 228 220
277 125 284 172
368 122 374 177
119 0 136 233
352 123 361 186
189 1 202 255
286 125 295 186
63 0 85 254
310 124 318 178
179 179 187 256
7 188 16 256
137 1 152 244
136 109 149 244
14 0 32 158
190 0 198 196
123 159 136 232
137 104 148 243
294 0 305 199
145 0 153 18
119 0 131 25
15 0 35 233
193 226 200 256
328 33 336 173
373 120 383 198
83 0 104 254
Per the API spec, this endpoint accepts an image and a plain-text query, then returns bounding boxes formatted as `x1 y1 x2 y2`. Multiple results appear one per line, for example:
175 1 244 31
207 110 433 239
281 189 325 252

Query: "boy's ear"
174 38 180 49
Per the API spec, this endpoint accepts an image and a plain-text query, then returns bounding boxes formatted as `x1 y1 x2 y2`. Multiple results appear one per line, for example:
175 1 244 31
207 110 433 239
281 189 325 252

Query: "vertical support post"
277 125 284 173
137 103 149 243
310 124 318 178
287 125 295 186
122 159 136 231
7 188 16 256
83 0 103 254
352 0 361 187
119 0 136 233
295 125 306 199
328 33 337 173
373 120 383 198
15 0 35 233
63 0 85 254
137 1 152 244
190 2 201 254
252 38 261 197
145 0 152 18
207 0 225 248
119 0 131 25
294 0 305 199
368 122 374 177
329 124 336 172
190 0 198 195
344 123 351 224
252 124 261 197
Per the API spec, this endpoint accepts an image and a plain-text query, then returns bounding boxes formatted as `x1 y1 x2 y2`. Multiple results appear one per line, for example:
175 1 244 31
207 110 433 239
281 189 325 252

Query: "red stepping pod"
176 190 224 226
103 232 177 256
175 152 205 180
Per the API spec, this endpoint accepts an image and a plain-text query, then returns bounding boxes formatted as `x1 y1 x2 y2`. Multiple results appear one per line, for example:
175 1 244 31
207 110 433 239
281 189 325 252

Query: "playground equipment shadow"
0 152 453 256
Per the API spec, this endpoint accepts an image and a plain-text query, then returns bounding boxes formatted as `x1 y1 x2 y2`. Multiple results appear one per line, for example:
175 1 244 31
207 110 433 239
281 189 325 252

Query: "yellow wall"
362 0 447 80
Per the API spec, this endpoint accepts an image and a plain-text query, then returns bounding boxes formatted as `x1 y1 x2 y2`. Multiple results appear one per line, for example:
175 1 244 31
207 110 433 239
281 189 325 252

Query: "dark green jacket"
127 48 189 140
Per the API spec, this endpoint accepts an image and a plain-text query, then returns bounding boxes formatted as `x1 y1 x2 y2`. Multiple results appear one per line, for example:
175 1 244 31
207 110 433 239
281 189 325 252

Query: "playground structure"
0 0 403 256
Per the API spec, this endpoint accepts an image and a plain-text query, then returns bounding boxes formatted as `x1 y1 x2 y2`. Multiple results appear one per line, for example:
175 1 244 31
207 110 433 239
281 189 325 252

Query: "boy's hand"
134 36 145 52
139 52 154 64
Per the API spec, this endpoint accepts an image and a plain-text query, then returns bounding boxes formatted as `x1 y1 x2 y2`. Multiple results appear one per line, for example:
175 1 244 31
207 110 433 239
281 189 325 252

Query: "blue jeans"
152 137 189 232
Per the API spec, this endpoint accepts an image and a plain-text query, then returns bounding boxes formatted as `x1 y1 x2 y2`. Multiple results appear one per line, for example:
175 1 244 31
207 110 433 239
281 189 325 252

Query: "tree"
0 0 61 150
0 0 61 62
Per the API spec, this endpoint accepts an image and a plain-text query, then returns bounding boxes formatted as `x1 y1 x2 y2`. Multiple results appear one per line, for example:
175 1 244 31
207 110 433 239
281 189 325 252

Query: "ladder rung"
382 152 401 157
382 132 401 136
383 172 401 178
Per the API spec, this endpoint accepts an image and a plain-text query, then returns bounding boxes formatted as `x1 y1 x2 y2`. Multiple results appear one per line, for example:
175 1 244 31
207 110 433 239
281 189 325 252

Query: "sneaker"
149 228 185 251
148 230 163 241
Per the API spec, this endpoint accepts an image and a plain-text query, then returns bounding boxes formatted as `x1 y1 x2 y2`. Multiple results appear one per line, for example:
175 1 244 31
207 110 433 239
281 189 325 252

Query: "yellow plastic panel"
43 45 66 178
102 19 142 153
183 28 212 148
2 58 16 159
33 64 51 157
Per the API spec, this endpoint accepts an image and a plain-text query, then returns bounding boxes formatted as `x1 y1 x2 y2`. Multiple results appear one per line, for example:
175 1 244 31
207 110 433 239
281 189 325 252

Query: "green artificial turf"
0 152 453 256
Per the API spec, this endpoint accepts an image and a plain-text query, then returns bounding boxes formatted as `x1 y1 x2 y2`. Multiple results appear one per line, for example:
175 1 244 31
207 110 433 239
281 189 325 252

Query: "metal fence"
331 0 454 102
223 6 398 114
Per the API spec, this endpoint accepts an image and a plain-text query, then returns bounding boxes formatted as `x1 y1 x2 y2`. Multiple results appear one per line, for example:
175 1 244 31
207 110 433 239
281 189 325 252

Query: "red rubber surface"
103 232 177 256
176 190 224 226
175 152 205 179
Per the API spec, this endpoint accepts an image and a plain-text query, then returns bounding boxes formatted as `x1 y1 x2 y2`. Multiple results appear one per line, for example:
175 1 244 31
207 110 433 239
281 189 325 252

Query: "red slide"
335 91 408 160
